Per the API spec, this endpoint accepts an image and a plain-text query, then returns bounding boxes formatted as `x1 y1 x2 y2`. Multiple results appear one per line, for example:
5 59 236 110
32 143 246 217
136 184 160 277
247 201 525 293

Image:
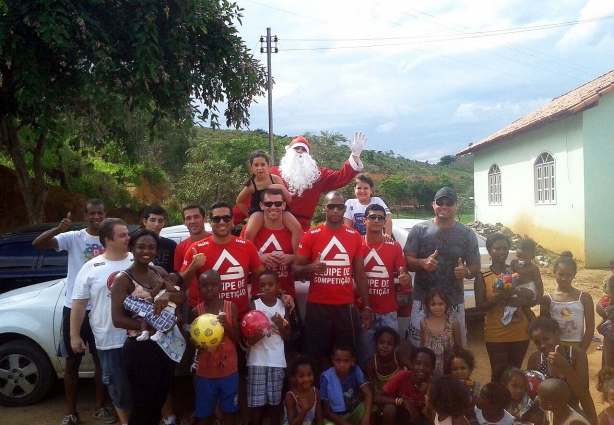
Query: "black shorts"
302 302 356 360
57 306 98 358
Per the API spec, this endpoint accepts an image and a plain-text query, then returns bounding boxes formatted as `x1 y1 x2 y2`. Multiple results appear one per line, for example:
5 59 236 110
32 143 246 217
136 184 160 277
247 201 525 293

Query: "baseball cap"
434 187 457 203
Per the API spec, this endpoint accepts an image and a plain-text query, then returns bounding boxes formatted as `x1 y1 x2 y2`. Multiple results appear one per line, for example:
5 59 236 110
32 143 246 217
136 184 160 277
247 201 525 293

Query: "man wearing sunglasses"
270 132 367 231
293 191 371 370
242 188 303 356
355 204 411 367
180 201 265 316
403 187 480 348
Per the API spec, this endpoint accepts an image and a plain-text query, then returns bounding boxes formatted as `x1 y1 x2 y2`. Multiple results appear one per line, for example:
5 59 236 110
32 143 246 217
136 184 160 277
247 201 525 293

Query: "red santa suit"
270 155 362 231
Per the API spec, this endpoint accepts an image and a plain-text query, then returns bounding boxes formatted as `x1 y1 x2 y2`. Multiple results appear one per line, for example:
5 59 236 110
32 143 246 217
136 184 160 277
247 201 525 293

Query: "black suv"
0 223 140 294
0 223 86 294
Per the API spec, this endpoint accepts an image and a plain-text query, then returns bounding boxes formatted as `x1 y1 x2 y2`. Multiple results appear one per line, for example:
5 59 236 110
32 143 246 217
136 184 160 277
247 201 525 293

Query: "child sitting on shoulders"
237 150 302 252
245 271 291 425
474 383 515 425
497 366 546 425
426 375 472 425
506 238 543 325
538 378 590 425
320 344 372 425
375 347 436 425
283 355 323 425
597 367 614 425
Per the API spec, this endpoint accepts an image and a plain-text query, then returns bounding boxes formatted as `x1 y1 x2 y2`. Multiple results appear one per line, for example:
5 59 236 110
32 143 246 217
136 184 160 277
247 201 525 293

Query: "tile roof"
458 70 614 155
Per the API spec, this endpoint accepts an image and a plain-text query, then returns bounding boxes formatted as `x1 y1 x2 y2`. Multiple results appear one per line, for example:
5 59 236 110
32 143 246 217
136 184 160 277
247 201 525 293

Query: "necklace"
364 236 385 252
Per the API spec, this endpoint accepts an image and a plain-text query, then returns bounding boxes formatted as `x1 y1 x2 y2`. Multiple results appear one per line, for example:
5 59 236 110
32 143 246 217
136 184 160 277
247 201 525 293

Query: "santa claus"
269 132 367 231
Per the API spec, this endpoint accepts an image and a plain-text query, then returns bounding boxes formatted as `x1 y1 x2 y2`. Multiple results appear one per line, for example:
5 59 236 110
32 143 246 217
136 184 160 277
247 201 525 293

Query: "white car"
0 220 513 406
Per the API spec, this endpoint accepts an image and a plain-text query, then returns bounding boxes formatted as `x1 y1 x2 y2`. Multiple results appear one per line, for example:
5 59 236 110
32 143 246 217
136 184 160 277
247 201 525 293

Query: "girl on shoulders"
343 174 392 237
420 288 461 376
540 251 595 352
237 150 302 251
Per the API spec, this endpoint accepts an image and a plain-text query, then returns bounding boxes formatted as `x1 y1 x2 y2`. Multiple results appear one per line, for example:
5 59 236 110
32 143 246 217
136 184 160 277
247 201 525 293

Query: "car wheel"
0 340 56 406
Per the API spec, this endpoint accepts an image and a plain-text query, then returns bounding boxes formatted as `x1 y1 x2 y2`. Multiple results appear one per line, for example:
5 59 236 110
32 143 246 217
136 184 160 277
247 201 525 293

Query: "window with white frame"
488 164 501 205
534 152 556 204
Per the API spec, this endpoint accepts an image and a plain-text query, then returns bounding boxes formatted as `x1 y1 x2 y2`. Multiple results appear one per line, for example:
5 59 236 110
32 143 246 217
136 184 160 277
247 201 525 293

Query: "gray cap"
434 187 457 203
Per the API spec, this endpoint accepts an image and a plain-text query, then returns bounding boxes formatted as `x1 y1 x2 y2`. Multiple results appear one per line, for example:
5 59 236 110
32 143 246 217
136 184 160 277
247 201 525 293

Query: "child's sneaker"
93 407 117 424
61 414 79 425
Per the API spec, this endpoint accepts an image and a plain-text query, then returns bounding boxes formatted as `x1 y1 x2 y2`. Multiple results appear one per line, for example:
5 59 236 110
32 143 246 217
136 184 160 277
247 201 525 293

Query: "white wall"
472 114 586 258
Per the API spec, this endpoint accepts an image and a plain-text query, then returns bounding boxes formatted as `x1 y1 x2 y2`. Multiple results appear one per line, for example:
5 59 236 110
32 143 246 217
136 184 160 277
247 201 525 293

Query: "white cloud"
376 122 398 132
453 99 550 123
558 0 614 48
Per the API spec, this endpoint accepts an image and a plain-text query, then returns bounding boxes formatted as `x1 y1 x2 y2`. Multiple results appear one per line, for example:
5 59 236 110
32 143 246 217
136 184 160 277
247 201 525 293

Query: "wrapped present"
494 272 520 291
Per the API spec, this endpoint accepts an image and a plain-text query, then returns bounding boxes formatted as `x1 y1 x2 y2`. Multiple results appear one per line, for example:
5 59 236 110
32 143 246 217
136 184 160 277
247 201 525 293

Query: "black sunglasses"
435 199 455 207
210 215 233 223
262 201 283 207
366 214 386 221
326 203 346 211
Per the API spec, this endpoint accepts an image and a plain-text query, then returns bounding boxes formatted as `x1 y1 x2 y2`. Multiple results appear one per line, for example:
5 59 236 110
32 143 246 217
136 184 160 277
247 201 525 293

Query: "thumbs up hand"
398 267 412 287
191 247 206 269
423 250 438 272
311 252 327 274
58 212 72 233
547 344 567 376
454 257 468 280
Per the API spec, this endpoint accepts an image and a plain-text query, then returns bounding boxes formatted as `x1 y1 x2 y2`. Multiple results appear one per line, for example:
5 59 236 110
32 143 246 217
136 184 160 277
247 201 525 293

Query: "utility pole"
260 28 278 163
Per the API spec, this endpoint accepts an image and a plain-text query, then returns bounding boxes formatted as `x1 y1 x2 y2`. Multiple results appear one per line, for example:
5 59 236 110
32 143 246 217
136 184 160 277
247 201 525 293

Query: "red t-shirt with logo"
357 239 406 313
382 370 427 411
297 224 363 305
181 236 262 315
246 227 296 298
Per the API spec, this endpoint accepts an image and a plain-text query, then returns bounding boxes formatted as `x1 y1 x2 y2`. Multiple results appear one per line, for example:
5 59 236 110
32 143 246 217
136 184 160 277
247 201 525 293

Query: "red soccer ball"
240 310 271 338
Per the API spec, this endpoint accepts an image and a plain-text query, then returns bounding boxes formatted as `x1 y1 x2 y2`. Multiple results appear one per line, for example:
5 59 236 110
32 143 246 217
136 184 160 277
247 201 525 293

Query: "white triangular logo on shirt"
258 234 283 254
212 249 244 280
364 250 389 278
320 236 350 266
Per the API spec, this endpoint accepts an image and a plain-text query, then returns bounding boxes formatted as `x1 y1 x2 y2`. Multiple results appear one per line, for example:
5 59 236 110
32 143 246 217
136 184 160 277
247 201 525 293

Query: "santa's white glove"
349 131 367 157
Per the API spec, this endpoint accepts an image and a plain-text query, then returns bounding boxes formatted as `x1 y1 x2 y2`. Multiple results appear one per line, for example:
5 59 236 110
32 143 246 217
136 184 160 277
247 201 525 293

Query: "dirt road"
2 265 609 424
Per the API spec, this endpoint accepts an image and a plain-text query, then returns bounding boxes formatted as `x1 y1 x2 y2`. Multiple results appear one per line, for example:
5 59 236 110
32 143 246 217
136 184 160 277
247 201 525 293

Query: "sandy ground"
2 265 610 425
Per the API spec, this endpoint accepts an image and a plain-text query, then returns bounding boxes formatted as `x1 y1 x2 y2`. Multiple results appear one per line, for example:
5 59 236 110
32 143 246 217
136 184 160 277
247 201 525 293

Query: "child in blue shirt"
320 345 372 425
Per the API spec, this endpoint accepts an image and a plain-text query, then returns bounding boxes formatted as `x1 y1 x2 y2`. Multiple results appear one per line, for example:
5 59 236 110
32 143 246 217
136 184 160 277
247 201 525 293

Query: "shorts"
57 307 98 358
195 372 239 418
323 402 366 425
303 302 356 360
408 300 466 348
98 348 132 410
247 366 285 407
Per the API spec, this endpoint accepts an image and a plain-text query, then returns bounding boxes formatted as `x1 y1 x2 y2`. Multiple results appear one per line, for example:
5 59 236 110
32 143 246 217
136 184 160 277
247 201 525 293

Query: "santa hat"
286 135 311 154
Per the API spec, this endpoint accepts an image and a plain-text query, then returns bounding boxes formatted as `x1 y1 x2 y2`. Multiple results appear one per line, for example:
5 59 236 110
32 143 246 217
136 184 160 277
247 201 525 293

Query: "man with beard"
270 132 367 231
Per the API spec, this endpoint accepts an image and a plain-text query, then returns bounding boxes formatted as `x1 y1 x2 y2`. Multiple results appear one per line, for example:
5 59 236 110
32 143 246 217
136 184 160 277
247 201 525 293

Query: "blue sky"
220 0 614 163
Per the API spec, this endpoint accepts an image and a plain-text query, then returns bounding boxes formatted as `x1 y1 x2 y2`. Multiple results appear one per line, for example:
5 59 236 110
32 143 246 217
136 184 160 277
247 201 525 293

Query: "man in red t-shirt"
242 188 303 355
180 201 264 316
293 191 372 365
175 204 210 286
356 204 411 366
270 133 367 231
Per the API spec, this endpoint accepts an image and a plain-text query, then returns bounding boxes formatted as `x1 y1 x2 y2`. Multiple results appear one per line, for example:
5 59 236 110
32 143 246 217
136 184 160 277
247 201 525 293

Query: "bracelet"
396 398 402 406
364 306 372 311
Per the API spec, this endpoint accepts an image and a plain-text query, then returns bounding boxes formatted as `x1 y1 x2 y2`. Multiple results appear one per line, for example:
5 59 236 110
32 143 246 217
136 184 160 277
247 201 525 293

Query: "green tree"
379 174 409 217
438 155 457 166
0 0 266 223
409 177 437 210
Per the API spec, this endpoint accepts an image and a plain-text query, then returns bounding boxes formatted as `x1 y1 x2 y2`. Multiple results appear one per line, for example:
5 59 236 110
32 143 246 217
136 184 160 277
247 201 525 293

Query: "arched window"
534 152 556 204
488 164 501 205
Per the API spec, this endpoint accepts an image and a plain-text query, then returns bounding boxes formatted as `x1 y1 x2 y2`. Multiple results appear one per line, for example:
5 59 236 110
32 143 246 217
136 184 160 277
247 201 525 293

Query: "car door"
0 238 39 293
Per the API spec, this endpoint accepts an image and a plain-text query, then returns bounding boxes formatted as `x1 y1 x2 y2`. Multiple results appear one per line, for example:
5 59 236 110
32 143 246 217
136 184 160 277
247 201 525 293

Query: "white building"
458 71 614 267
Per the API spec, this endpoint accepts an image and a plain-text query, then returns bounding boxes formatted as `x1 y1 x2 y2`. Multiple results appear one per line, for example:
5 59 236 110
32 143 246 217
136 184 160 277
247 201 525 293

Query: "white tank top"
247 298 287 367
548 292 585 344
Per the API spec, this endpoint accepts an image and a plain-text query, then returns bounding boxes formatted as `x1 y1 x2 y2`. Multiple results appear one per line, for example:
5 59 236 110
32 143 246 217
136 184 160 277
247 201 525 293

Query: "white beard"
279 149 321 196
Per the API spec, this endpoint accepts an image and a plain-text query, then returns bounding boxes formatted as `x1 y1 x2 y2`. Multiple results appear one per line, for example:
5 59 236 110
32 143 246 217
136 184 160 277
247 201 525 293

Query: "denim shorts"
98 347 132 410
